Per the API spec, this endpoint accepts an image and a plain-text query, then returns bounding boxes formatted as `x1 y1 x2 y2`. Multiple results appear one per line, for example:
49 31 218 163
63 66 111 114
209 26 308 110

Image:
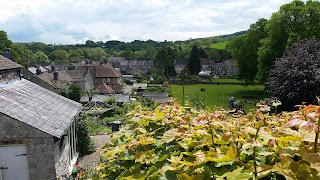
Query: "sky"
0 0 294 44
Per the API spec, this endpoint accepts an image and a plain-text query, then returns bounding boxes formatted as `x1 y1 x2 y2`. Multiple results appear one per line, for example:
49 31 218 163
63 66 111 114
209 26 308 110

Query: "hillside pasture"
211 41 228 49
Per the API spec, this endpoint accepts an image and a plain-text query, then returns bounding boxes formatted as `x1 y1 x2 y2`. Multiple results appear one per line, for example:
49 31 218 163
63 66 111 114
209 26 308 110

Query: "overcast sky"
0 0 293 44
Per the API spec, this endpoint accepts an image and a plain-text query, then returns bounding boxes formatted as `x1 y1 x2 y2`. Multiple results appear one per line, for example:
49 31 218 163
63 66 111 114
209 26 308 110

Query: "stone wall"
0 70 20 83
54 138 72 176
0 113 56 180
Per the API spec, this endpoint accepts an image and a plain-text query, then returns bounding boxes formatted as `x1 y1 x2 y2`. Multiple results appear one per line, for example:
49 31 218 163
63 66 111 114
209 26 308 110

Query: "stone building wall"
0 113 56 180
0 70 20 83
54 139 72 176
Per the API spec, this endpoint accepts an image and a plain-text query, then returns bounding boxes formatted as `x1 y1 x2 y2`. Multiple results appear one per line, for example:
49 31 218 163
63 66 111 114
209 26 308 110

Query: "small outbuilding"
0 55 82 180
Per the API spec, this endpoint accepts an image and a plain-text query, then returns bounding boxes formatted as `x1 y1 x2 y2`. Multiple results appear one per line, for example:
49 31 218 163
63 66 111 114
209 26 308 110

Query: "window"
107 78 111 82
102 78 106 84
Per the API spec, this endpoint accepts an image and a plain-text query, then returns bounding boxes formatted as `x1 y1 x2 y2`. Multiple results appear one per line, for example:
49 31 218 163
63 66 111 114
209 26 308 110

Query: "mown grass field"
170 84 269 113
211 41 228 49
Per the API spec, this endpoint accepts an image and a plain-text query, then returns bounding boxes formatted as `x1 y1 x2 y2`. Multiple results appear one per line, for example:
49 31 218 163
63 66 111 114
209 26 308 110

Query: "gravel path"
78 134 111 166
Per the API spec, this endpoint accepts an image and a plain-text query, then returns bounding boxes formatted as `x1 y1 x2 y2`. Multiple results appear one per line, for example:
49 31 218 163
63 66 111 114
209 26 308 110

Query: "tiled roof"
107 57 125 62
80 94 130 103
37 71 72 90
96 83 115 94
0 79 82 137
66 69 87 81
120 60 153 67
28 66 49 74
93 63 122 78
174 59 188 65
0 55 22 71
28 61 51 67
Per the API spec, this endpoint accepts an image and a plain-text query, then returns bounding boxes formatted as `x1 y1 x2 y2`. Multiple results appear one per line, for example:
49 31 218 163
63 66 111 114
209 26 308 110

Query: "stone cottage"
90 61 123 93
0 55 82 180
67 69 94 92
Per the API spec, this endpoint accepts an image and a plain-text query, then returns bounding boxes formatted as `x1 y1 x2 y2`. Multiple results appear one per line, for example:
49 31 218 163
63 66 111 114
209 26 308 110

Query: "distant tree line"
0 29 234 67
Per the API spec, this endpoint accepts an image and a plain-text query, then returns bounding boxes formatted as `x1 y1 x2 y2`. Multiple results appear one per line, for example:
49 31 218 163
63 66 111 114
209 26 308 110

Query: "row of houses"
107 57 237 77
22 59 124 95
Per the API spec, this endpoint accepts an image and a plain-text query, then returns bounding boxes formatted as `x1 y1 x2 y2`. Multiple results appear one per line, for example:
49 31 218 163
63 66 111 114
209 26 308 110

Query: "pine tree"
188 45 201 75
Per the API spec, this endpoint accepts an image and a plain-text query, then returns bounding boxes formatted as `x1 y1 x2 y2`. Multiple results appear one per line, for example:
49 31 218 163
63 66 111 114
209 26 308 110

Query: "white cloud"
0 0 294 44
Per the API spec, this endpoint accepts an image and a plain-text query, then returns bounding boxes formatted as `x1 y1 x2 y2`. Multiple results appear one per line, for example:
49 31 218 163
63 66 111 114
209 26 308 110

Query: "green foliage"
211 41 228 49
77 115 96 155
266 39 320 111
229 19 268 83
188 45 201 75
257 0 320 83
11 43 34 66
154 48 176 77
93 102 320 179
145 87 167 93
0 30 13 52
32 51 49 62
68 84 81 102
151 72 167 84
50 49 69 64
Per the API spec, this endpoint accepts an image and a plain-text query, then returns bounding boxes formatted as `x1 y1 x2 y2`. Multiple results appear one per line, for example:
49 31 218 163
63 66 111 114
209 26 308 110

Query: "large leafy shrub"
77 115 96 155
266 38 320 111
93 101 320 179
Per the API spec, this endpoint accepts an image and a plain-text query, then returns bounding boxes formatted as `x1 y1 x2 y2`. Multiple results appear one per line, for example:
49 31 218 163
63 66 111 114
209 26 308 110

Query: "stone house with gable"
90 61 123 93
67 69 94 92
0 55 82 180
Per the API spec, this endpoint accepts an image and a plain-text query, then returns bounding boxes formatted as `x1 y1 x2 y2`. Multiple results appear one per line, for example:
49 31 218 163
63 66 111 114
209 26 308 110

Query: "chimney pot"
53 71 59 80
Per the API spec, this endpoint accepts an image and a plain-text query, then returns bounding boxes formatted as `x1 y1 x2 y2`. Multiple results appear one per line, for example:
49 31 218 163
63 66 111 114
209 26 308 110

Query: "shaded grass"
211 41 228 49
170 84 269 113
211 78 242 83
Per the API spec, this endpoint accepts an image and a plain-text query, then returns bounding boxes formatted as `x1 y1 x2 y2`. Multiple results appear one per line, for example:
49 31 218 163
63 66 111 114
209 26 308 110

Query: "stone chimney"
51 65 55 72
53 71 59 80
1 48 12 60
36 65 41 75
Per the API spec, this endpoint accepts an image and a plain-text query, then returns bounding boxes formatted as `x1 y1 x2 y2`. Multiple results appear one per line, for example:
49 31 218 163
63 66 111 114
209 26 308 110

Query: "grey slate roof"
0 55 22 71
0 79 82 138
80 94 130 103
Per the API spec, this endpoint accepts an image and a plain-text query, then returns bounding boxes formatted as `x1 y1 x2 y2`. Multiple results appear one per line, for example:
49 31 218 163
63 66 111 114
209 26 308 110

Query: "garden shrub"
93 101 320 179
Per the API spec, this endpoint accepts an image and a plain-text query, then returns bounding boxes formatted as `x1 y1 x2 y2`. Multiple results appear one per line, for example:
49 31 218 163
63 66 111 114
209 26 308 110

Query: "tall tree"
154 48 175 77
11 43 33 65
0 30 13 52
266 39 320 111
50 49 69 64
68 49 84 62
32 51 49 62
258 0 320 83
188 45 201 75
229 18 268 83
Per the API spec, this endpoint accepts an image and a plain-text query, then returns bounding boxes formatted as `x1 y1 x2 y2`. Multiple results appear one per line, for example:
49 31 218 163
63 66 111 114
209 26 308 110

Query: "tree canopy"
229 18 268 83
188 45 201 75
266 38 320 111
258 0 320 83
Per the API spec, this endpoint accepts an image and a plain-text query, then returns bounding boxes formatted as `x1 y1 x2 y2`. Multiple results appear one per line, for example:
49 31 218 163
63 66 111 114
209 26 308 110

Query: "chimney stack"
36 65 41 75
1 48 12 60
53 71 59 80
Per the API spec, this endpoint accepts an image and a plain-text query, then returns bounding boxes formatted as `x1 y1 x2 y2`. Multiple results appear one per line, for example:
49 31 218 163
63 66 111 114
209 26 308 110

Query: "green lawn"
170 84 269 113
211 41 228 49
211 78 242 83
